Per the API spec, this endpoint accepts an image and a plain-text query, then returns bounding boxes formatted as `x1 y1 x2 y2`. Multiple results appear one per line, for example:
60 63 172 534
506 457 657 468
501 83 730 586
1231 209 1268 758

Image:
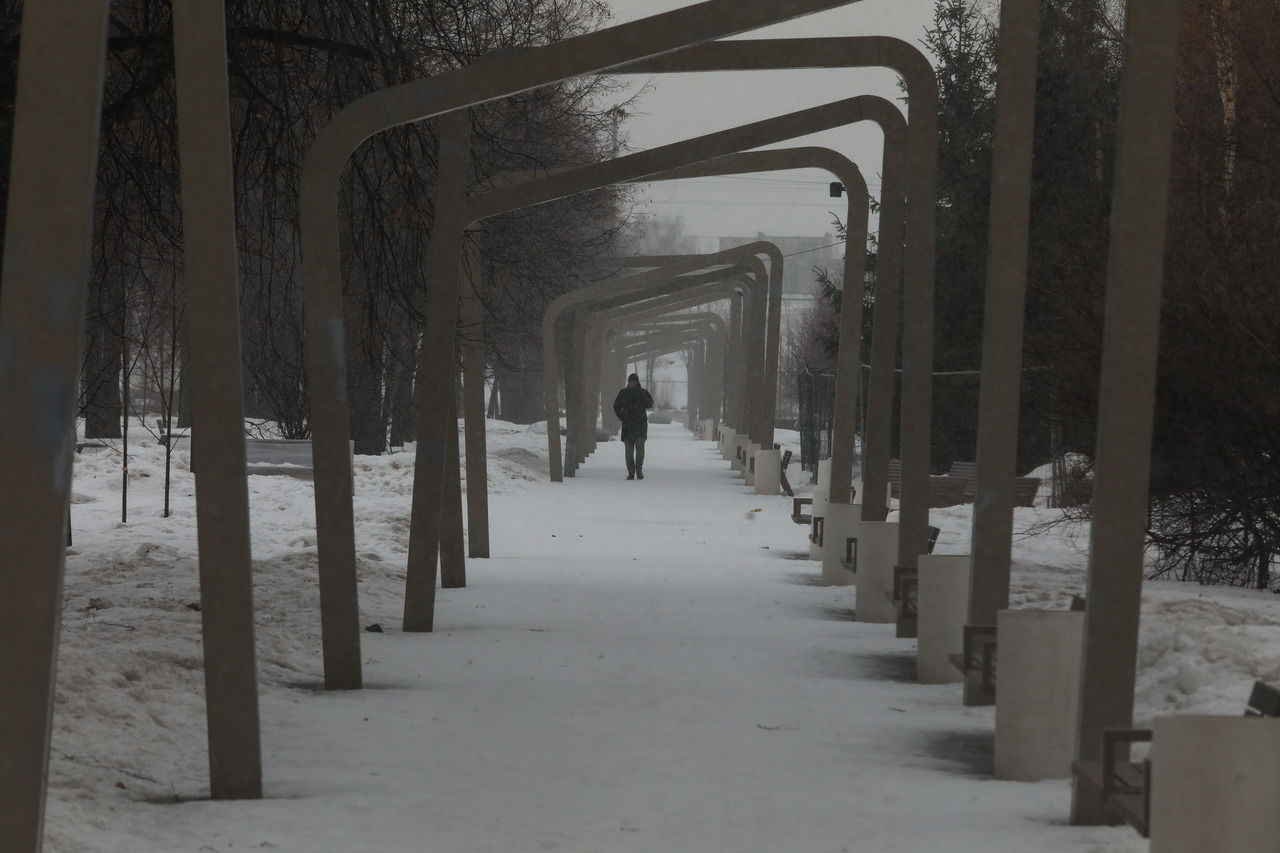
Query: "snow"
43 418 1280 851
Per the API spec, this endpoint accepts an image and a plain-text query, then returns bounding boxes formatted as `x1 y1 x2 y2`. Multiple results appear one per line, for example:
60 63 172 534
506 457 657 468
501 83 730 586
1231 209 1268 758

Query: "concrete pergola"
599 314 728 433
547 255 766 476
604 319 726 426
545 126 899 488
0 4 892 845
0 0 1187 844
574 296 740 465
613 37 939 570
413 92 920 633
291 5 879 677
561 256 770 470
595 309 731 436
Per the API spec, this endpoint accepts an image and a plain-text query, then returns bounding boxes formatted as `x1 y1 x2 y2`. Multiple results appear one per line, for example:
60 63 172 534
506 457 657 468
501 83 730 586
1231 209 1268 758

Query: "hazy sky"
603 0 938 243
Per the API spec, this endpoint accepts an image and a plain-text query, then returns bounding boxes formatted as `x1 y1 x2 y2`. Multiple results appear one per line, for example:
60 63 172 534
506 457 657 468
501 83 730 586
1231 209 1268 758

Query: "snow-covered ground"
42 418 1280 851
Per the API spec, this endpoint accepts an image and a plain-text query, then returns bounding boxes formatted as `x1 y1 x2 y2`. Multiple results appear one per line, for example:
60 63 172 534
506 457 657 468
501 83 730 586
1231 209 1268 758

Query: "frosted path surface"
48 422 1145 852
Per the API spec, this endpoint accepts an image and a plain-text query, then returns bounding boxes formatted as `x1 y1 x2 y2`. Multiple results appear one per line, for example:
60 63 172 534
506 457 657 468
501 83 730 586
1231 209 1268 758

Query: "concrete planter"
743 442 761 484
753 448 781 495
852 520 899 623
915 554 970 684
819 502 860 586
993 609 1083 781
1150 715 1280 852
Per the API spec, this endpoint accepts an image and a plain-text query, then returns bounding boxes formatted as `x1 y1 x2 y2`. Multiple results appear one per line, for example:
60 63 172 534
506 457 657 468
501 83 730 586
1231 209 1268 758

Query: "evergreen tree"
924 0 999 469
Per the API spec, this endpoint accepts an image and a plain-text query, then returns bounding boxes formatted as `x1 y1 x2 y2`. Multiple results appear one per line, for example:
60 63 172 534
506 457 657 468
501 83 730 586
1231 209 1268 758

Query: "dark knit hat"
627 373 639 383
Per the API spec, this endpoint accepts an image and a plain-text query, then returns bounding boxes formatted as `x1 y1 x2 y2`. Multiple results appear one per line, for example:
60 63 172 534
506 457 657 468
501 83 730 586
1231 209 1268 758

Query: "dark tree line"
931 0 1280 589
0 0 634 455
925 0 1122 476
1147 0 1280 589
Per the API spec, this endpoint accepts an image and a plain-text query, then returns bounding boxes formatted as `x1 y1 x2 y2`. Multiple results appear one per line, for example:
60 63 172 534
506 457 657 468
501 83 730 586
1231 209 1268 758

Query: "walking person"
612 372 654 480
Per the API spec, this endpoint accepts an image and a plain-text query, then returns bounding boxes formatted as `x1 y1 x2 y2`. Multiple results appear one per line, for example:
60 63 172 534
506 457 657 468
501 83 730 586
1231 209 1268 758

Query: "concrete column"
460 235 490 558
994 609 1084 780
915 554 970 684
743 442 760 484
0 3 110 848
172 0 263 797
440 384 466 589
820 502 860 586
853 521 900 623
966 0 1041 635
1149 716 1280 852
1073 0 1184 824
700 419 717 441
727 293 747 430
403 110 472 632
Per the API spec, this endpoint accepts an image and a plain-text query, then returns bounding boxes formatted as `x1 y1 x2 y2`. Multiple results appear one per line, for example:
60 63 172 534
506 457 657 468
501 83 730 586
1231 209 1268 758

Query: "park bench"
890 567 918 638
1072 680 1280 837
948 460 977 502
885 460 972 508
877 525 941 637
1014 476 1041 506
791 496 812 525
947 595 1085 703
947 624 999 699
928 475 968 508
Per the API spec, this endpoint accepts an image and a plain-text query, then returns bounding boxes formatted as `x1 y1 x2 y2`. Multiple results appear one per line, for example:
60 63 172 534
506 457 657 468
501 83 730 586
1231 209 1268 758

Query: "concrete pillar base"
1150 715 1280 852
753 449 780 495
744 442 760 484
915 554 970 684
808 492 827 561
816 458 832 494
700 419 716 441
807 459 833 560
994 609 1084 781
718 427 735 459
819 502 860 586
731 435 749 472
852 520 899 623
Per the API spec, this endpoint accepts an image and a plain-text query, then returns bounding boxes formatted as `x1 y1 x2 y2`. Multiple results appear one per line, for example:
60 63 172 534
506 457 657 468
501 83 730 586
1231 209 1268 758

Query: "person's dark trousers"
624 437 646 478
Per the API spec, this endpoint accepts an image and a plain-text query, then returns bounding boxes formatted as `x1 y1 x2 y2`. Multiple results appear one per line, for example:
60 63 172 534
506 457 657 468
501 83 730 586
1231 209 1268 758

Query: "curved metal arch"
299 33 938 680
564 267 766 471
542 244 771 477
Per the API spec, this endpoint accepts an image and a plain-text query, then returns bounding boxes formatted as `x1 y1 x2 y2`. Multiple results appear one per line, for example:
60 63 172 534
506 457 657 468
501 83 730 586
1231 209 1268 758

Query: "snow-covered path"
46 423 1148 852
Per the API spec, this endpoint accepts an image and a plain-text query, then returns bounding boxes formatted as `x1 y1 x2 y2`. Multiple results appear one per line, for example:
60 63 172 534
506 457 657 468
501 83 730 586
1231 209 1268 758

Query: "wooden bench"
779 448 794 498
928 475 968 508
876 525 940 638
791 496 812 525
1014 476 1041 507
884 461 968 508
1072 680 1280 837
888 566 918 638
948 624 998 700
948 460 977 502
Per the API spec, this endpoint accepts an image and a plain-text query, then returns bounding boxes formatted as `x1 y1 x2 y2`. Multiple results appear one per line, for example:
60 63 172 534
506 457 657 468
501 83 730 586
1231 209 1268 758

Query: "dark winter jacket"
613 384 654 441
